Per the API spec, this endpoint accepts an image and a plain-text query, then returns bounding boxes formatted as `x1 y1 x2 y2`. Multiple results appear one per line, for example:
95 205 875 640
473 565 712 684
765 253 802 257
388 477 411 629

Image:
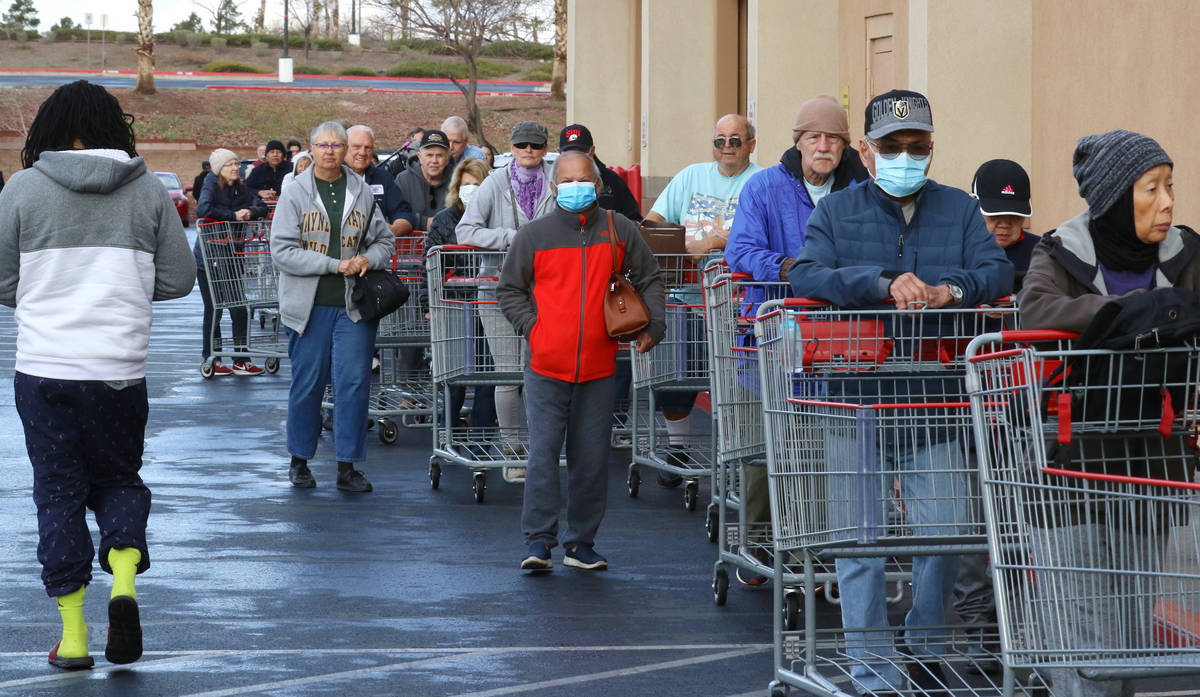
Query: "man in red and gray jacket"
498 151 666 572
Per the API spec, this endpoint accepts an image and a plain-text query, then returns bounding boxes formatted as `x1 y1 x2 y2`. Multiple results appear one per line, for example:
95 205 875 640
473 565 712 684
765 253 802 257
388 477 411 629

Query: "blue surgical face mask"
556 181 597 212
872 151 930 198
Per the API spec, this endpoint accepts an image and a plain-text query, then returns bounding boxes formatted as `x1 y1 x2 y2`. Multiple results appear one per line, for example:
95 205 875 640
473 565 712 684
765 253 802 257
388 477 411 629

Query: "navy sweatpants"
14 372 152 597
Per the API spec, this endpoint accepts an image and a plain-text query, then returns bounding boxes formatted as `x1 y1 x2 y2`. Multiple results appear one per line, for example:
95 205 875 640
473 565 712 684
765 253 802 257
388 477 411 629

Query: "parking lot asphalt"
0 229 779 697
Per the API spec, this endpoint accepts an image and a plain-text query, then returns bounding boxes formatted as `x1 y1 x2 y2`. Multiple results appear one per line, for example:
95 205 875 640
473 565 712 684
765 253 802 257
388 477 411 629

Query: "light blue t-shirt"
650 161 763 244
803 176 834 207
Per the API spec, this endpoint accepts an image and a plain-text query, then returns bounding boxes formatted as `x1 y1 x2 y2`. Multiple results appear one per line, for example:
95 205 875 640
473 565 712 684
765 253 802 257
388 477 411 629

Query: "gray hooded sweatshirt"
0 149 196 380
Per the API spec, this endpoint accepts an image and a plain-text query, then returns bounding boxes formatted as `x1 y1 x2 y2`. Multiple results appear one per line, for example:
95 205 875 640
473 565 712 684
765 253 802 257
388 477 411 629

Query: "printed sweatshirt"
0 149 196 380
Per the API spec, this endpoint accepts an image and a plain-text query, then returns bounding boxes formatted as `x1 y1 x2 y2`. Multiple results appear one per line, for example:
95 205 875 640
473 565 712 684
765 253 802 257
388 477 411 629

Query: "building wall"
745 0 840 165
1031 0 1198 233
566 0 640 168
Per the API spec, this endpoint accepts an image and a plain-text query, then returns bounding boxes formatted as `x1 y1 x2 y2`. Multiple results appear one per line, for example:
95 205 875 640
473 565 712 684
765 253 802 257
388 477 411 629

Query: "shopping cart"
195 219 286 377
757 298 1023 697
966 330 1200 696
628 252 713 511
320 234 432 444
427 244 528 503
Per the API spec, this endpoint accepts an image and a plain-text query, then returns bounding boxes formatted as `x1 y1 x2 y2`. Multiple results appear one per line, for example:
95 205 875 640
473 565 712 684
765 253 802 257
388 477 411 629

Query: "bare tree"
292 0 318 59
135 0 156 95
331 1 339 39
194 0 246 35
369 0 531 151
549 0 564 100
254 0 266 32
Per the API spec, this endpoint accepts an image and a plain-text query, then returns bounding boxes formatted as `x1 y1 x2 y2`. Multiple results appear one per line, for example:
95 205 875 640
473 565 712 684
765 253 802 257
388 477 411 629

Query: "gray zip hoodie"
269 164 395 333
0 149 196 380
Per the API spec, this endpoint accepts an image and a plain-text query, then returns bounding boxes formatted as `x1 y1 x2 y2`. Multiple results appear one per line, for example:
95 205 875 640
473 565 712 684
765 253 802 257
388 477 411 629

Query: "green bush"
51 28 85 41
173 30 191 46
251 40 269 57
313 38 344 51
337 66 375 76
521 65 552 81
385 59 514 80
200 60 271 73
388 37 454 55
480 39 553 60
210 36 227 52
294 64 329 75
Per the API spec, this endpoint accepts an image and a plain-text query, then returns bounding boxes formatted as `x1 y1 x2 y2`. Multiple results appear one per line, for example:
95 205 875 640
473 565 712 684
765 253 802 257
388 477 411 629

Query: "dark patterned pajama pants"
14 372 152 598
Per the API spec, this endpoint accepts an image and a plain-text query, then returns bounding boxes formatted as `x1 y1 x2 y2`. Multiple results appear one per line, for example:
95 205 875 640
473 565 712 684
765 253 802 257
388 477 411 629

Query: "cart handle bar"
778 296 1014 308
997 330 1080 342
788 398 970 410
1042 466 1200 493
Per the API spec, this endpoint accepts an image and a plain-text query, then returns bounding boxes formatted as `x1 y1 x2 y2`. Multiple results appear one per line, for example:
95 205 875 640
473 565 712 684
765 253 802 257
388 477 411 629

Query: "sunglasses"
513 142 545 151
712 136 745 149
867 138 932 160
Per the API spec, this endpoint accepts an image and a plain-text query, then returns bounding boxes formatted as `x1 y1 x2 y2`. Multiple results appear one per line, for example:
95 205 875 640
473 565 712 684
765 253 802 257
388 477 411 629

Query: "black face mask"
1089 188 1159 273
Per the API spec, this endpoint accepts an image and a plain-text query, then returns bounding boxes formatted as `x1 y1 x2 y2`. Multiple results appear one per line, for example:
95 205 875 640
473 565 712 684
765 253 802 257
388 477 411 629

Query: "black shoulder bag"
350 202 410 321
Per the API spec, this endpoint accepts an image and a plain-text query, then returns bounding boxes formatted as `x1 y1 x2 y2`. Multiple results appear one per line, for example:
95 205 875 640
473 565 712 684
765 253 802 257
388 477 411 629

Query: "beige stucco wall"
920 0 1033 200
745 0 840 165
639 0 740 198
1032 0 1198 234
566 0 640 167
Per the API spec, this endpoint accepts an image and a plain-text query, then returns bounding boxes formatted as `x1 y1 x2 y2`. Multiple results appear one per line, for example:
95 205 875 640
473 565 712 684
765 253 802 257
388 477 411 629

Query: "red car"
154 171 189 225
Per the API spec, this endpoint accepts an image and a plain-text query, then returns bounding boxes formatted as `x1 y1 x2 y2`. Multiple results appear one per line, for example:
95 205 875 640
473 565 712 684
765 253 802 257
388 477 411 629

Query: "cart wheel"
770 685 789 697
472 471 486 503
626 466 640 498
428 459 441 490
683 480 699 512
713 566 729 606
321 410 333 431
783 591 801 631
271 316 279 332
264 357 280 374
705 504 719 544
378 419 399 444
200 359 215 379
259 313 266 328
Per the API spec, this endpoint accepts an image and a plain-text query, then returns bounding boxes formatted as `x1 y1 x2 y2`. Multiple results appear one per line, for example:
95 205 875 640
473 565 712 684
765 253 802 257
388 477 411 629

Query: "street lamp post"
279 0 293 83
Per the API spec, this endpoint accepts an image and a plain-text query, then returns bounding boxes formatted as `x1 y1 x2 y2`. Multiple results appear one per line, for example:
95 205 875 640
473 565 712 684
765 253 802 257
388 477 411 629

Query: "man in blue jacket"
787 89 1012 696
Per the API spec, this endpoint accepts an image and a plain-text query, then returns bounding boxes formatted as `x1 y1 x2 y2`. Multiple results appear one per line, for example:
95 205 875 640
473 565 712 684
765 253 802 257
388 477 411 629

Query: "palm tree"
135 0 156 95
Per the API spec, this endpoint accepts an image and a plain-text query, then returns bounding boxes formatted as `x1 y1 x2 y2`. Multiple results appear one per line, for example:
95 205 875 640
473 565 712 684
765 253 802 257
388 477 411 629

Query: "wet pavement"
0 229 776 696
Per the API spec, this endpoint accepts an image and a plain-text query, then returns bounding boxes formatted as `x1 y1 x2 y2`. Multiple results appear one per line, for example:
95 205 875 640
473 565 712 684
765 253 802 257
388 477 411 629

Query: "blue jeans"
828 433 969 693
285 305 378 464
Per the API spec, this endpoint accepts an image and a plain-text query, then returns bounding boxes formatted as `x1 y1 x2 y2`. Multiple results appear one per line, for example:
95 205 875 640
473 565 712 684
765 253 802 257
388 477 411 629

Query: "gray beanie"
1072 129 1172 216
208 148 239 175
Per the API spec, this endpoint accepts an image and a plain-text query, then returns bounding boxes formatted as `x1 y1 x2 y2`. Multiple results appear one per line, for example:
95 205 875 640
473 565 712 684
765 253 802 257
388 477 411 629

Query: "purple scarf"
509 163 545 221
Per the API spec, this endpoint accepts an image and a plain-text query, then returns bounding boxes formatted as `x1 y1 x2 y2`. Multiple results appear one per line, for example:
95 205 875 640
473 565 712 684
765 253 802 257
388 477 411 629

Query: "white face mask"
458 183 480 207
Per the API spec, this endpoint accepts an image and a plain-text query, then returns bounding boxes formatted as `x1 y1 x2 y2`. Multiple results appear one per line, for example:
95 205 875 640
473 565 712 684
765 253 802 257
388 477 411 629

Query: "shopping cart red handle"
730 272 753 281
996 330 1080 342
782 297 832 307
1042 466 1200 492
431 244 491 251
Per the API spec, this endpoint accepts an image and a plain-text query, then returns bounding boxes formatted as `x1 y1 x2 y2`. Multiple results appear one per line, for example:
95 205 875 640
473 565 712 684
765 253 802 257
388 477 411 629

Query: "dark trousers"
197 265 249 359
522 369 615 548
14 372 152 597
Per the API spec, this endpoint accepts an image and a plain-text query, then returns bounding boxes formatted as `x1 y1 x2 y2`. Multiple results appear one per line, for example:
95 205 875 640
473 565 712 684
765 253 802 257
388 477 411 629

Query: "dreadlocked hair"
21 80 137 169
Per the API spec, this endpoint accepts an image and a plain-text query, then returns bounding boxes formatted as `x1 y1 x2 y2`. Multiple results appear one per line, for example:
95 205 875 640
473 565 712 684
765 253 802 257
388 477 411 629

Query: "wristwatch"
947 284 964 304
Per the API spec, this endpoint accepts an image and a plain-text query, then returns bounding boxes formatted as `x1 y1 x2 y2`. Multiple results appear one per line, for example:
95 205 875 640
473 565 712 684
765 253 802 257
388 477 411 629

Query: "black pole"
283 0 290 58
350 0 356 33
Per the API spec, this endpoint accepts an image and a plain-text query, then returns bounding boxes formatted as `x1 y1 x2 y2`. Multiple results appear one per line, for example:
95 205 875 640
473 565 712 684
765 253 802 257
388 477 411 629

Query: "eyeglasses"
867 138 932 160
313 142 346 151
712 136 745 149
513 142 544 151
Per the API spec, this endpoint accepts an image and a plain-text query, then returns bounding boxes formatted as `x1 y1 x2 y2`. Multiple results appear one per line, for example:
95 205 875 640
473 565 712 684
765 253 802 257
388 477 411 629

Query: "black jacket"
245 160 291 195
394 160 449 227
595 154 642 223
428 204 464 248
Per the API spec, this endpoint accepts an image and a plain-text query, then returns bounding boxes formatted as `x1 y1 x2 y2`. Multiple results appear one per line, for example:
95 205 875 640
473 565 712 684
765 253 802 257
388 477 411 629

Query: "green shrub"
385 59 514 80
521 65 552 81
200 60 271 73
210 36 227 52
251 40 269 57
480 40 553 60
51 28 84 41
388 37 454 55
294 64 328 75
338 66 374 76
313 38 343 51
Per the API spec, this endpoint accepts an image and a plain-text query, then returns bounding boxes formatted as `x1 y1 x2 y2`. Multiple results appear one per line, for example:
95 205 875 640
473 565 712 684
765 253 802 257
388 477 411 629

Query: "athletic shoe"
230 361 264 376
105 595 143 665
211 361 233 376
336 468 373 493
48 641 93 670
520 542 553 571
289 461 316 488
563 544 608 570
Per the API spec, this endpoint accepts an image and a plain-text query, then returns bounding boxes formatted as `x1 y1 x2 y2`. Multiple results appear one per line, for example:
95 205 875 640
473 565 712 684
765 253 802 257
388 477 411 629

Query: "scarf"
509 163 545 221
1089 188 1159 273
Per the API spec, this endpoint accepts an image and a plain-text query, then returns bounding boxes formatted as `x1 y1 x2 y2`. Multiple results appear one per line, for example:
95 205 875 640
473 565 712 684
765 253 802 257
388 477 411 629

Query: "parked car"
154 171 189 224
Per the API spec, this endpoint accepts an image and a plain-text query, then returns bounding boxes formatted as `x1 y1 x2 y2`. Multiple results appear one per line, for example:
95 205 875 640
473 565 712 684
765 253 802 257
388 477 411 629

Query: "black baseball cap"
972 159 1032 217
559 124 594 151
419 129 450 150
865 89 934 140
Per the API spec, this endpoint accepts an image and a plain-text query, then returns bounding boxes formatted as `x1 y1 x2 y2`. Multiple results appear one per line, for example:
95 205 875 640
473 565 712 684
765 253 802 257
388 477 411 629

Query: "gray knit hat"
1072 129 1172 216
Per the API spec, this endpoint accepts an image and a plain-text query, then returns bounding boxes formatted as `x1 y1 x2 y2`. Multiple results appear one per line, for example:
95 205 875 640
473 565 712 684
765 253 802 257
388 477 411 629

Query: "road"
0 70 550 95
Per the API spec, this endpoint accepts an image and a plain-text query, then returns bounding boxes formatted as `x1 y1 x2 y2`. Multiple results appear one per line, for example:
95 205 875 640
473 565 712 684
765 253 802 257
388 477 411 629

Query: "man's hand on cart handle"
889 272 953 310
634 331 657 354
234 208 252 221
339 255 370 277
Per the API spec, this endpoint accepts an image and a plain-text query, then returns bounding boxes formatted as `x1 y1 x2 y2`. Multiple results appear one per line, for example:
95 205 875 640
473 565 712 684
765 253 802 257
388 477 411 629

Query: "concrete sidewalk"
0 255 777 696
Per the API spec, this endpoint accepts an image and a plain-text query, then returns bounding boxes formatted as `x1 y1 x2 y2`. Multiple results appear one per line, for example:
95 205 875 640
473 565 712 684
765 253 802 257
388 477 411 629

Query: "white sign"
84 12 92 25
100 14 108 28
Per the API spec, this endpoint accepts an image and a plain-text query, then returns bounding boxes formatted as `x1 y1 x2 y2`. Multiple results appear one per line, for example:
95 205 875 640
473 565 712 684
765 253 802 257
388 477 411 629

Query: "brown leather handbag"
602 210 651 339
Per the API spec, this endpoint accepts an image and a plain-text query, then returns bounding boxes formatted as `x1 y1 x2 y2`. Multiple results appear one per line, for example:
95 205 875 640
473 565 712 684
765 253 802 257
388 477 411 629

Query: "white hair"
347 124 375 141
440 116 469 135
310 121 347 146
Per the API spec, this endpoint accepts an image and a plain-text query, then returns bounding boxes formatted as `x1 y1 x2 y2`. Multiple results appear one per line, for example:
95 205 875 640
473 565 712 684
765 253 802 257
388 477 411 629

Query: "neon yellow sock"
108 548 141 600
56 587 88 658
